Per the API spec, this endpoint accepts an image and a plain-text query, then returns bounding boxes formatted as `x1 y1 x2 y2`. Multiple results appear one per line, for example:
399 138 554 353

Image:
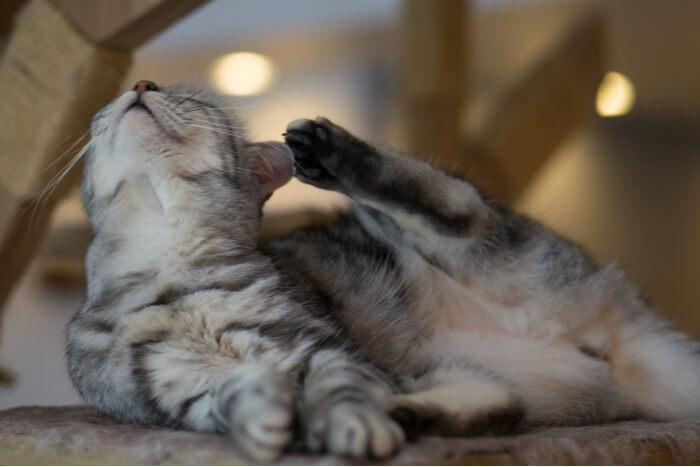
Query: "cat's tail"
609 321 700 421
573 268 700 422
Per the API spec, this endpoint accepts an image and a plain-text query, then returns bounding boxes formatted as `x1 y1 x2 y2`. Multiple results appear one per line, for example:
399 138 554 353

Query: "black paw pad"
284 118 340 183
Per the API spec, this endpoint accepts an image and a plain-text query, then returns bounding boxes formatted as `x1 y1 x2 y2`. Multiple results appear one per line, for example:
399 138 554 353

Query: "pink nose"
133 80 159 94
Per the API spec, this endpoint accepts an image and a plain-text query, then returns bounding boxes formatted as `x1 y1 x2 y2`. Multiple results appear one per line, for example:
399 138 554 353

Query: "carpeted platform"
1 406 699 465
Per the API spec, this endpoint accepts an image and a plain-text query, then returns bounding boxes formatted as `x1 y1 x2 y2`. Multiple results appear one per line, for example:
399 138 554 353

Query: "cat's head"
81 81 293 235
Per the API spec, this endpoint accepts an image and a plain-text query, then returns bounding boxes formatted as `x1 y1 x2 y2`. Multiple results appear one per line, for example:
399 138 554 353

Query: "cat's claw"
306 402 405 459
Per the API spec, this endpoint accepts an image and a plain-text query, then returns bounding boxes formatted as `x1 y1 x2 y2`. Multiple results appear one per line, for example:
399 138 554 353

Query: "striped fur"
67 86 402 461
67 87 700 461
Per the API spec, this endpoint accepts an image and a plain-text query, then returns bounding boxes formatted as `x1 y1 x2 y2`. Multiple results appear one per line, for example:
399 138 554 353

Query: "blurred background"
1 0 700 409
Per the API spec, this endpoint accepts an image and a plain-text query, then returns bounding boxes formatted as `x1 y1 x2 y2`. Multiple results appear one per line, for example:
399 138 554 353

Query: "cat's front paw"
306 402 405 459
213 371 295 462
284 117 369 190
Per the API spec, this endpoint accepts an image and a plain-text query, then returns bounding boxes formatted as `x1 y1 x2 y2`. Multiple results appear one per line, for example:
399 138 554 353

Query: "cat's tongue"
250 141 294 196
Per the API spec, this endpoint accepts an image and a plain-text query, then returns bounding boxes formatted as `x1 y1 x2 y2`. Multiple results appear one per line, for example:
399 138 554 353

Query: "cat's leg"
284 117 505 265
208 364 296 462
389 365 523 439
137 357 296 463
105 307 299 462
302 349 405 458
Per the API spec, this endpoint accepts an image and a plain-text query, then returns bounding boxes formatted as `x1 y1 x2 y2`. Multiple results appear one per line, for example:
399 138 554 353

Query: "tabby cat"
67 81 700 461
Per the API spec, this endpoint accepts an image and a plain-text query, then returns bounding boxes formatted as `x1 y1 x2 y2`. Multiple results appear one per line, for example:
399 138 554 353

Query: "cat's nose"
133 80 159 94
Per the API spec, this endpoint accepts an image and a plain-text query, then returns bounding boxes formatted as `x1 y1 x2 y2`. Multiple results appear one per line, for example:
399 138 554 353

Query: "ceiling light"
211 52 276 96
596 71 636 117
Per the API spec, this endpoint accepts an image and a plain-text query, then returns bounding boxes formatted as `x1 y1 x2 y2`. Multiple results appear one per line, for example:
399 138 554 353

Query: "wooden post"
399 0 469 166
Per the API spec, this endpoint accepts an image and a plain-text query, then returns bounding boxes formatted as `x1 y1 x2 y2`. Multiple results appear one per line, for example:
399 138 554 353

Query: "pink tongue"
253 142 294 196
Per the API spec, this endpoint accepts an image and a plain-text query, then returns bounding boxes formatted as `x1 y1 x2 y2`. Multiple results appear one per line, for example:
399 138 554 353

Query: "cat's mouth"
127 101 154 117
116 91 156 124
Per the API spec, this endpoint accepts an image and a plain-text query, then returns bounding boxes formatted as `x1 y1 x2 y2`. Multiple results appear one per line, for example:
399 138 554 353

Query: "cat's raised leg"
389 365 523 439
302 349 405 458
284 117 506 266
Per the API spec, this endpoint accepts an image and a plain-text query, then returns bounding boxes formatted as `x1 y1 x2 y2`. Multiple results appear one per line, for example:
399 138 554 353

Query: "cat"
67 81 700 462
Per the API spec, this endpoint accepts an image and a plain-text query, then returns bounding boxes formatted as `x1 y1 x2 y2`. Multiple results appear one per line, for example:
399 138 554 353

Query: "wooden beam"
51 0 209 51
463 6 605 203
398 0 469 163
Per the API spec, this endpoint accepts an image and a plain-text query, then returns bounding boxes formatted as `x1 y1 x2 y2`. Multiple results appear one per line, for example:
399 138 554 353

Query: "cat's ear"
247 142 294 197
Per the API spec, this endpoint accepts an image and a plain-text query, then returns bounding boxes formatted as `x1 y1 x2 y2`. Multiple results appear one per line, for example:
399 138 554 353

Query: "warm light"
596 71 636 117
211 52 276 96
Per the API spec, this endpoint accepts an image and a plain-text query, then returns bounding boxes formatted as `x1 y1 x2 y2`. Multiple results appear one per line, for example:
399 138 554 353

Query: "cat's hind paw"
388 386 524 438
306 401 405 459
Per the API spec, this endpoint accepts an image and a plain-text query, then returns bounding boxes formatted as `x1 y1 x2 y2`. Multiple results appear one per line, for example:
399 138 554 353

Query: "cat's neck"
84 217 266 313
83 173 266 307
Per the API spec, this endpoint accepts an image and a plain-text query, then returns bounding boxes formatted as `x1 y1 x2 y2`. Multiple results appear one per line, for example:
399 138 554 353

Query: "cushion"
1 406 699 464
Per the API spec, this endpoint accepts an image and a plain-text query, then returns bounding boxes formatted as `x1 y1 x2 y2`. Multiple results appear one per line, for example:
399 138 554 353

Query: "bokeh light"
211 52 276 96
596 71 636 117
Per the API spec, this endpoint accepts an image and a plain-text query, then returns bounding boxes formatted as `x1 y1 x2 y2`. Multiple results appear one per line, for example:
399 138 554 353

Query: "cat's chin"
116 115 171 156
121 105 159 131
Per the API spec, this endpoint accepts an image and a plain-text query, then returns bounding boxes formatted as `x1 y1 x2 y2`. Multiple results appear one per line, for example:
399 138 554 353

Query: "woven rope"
0 0 130 198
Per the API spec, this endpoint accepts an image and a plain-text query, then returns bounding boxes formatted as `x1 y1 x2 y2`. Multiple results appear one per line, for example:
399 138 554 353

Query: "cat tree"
1 0 697 463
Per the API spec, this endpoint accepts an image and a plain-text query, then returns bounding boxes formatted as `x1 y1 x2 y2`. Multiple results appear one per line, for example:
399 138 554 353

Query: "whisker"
39 133 89 176
185 118 245 131
24 142 90 229
202 105 258 111
179 104 256 114
92 63 128 89
175 89 204 107
293 161 309 177
184 124 246 138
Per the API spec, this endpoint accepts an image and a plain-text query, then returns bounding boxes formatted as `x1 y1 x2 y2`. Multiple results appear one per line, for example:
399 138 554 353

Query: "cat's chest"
118 217 214 266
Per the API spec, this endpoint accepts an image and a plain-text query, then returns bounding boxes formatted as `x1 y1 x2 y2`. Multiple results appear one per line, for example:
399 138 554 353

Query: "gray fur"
67 86 700 461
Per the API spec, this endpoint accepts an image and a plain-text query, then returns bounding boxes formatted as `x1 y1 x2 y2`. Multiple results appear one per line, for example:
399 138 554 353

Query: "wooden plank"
51 0 209 51
398 0 469 163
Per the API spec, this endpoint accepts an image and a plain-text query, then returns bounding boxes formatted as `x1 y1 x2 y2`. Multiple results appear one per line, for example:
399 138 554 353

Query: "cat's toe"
285 117 346 185
233 404 294 462
215 373 296 462
285 119 320 160
306 402 405 459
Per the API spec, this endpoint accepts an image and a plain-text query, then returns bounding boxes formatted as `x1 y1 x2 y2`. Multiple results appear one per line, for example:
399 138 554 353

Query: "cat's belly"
414 261 569 342
409 259 615 384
